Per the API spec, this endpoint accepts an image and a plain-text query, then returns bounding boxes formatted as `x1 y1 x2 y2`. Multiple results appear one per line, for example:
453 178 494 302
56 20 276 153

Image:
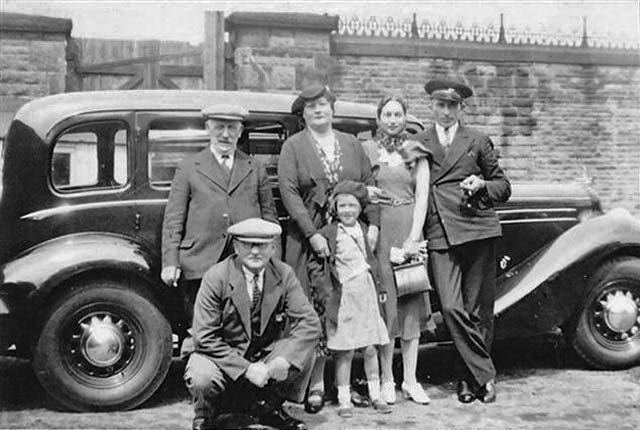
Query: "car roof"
12 90 402 140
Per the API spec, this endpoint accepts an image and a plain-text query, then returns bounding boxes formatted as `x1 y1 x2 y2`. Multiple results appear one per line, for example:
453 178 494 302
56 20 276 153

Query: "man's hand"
309 233 330 258
367 225 379 250
245 362 270 387
266 356 291 382
460 174 486 196
160 265 181 287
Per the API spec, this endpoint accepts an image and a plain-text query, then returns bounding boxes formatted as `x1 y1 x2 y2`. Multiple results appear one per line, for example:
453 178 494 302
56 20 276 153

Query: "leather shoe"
456 380 476 404
304 389 324 414
477 380 497 404
254 399 307 430
350 389 370 408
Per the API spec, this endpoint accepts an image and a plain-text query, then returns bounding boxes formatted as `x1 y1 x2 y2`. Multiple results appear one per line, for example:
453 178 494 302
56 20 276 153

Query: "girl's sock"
337 385 351 407
368 377 382 401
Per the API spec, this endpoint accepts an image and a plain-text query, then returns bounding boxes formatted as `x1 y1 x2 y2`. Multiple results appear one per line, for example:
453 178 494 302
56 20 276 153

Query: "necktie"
250 273 261 312
443 128 451 149
220 155 231 179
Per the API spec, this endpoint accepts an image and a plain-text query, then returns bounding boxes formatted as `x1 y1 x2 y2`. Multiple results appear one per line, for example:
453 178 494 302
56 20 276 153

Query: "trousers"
184 343 315 419
429 238 496 386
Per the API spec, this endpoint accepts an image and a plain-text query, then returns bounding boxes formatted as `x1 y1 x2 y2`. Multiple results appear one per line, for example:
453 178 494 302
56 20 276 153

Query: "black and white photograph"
0 1 639 429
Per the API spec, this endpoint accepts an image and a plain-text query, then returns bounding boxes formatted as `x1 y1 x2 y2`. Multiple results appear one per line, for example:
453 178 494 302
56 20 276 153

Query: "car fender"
0 232 163 352
496 208 640 317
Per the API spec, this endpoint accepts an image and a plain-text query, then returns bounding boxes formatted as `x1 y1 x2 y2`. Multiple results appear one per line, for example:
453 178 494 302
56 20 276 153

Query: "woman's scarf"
375 126 410 153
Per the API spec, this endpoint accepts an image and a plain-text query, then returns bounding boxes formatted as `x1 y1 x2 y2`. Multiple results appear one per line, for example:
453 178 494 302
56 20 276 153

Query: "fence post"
140 40 160 89
204 10 225 90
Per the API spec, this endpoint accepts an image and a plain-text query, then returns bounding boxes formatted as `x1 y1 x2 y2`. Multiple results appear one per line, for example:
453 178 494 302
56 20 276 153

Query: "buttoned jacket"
278 128 380 294
192 256 321 381
162 148 279 279
414 125 511 249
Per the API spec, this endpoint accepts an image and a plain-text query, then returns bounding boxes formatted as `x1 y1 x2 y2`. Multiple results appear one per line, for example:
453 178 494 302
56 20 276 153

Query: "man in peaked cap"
415 79 511 404
185 218 320 430
161 104 279 358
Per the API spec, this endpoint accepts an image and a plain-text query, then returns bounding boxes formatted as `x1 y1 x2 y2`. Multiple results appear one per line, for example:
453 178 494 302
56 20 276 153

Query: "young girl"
309 180 391 417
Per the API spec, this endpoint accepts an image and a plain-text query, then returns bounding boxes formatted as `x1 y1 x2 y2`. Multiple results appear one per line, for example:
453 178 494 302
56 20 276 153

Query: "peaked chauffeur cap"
424 79 473 103
227 218 282 243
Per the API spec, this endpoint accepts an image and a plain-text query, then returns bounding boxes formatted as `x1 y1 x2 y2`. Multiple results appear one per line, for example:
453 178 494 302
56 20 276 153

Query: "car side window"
51 121 129 192
148 118 287 187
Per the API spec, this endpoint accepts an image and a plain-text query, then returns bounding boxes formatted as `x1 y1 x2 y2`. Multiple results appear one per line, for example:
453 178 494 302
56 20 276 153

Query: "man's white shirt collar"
209 145 235 167
435 122 459 147
241 265 265 300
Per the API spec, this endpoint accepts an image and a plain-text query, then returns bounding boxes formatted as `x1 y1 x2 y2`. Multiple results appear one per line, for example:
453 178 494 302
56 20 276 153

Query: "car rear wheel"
566 257 640 369
32 280 172 411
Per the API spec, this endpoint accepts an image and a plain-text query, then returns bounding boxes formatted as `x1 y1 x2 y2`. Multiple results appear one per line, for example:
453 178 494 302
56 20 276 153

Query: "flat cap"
291 84 334 115
227 218 282 243
331 180 369 209
424 79 473 103
201 104 248 121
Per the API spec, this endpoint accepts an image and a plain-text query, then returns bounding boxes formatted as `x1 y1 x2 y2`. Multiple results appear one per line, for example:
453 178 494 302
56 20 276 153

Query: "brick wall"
331 56 640 214
0 13 71 137
228 12 640 216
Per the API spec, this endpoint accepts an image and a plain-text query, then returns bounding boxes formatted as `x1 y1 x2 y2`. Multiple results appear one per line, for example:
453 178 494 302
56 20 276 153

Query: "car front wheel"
566 257 640 369
32 280 173 411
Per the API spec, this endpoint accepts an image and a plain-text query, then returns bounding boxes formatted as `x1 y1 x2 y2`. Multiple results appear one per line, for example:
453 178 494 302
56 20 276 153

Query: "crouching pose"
184 218 321 430
309 181 392 418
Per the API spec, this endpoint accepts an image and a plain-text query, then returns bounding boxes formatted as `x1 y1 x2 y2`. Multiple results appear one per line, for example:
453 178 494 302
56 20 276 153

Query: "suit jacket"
192 256 321 381
278 128 380 295
162 148 279 279
414 125 511 249
308 221 385 325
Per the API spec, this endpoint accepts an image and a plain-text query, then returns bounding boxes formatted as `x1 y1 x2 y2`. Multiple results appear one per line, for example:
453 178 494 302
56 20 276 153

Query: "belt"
374 197 414 207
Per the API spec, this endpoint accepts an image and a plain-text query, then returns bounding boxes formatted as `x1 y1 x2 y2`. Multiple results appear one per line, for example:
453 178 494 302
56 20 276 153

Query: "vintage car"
1 90 639 412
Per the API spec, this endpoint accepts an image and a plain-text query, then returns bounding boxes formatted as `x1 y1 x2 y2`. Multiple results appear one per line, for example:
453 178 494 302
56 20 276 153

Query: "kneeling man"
185 218 321 430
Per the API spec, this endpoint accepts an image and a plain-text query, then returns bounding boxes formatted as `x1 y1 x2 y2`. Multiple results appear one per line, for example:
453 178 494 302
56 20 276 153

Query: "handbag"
392 257 432 298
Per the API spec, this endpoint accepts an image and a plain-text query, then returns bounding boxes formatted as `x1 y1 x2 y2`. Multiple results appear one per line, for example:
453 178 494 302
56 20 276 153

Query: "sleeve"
161 160 191 268
478 135 511 204
399 139 433 166
278 137 317 238
352 138 381 227
192 269 252 380
273 265 321 371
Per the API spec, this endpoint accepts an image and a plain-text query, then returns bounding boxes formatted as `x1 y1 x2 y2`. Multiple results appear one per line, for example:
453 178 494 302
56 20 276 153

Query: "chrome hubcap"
80 315 125 367
594 288 640 341
68 312 136 377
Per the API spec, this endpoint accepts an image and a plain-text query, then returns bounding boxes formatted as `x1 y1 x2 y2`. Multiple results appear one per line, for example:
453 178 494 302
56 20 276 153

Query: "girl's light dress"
326 223 390 351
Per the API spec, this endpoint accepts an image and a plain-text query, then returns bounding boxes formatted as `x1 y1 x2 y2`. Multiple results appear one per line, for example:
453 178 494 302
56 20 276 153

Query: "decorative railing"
337 14 639 50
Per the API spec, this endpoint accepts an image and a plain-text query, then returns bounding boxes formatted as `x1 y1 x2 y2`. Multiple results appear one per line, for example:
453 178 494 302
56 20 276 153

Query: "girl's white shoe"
401 381 430 404
380 381 396 404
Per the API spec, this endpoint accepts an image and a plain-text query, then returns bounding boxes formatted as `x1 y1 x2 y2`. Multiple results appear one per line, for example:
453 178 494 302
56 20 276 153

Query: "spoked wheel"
33 280 172 411
565 257 640 369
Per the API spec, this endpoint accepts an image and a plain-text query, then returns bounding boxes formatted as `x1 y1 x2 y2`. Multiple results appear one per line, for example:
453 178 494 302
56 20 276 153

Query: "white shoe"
401 381 430 404
381 381 396 404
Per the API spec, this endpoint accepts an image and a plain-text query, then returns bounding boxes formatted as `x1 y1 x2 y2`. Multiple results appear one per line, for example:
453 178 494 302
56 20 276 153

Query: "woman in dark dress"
278 84 380 413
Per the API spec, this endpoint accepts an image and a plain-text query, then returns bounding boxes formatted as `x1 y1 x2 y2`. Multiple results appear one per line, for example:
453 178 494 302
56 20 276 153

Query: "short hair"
376 95 408 119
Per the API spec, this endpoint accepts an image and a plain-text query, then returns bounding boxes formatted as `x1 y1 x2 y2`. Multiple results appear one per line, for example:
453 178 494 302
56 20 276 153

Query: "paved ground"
1 333 639 430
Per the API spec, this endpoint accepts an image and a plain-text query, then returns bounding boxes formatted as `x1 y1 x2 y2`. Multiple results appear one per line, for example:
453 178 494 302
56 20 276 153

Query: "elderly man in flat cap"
184 218 320 430
161 104 279 356
411 80 511 404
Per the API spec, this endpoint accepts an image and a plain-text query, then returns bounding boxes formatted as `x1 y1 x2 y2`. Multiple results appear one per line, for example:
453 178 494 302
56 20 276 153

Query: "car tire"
32 279 172 411
566 257 640 369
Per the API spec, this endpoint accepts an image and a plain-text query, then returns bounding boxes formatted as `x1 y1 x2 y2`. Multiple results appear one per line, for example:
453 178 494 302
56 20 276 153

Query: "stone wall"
227 12 640 215
0 13 72 137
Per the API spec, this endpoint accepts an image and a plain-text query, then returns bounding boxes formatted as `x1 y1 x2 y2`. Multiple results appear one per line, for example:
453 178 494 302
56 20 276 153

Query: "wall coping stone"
0 13 72 36
226 12 339 32
332 35 640 67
